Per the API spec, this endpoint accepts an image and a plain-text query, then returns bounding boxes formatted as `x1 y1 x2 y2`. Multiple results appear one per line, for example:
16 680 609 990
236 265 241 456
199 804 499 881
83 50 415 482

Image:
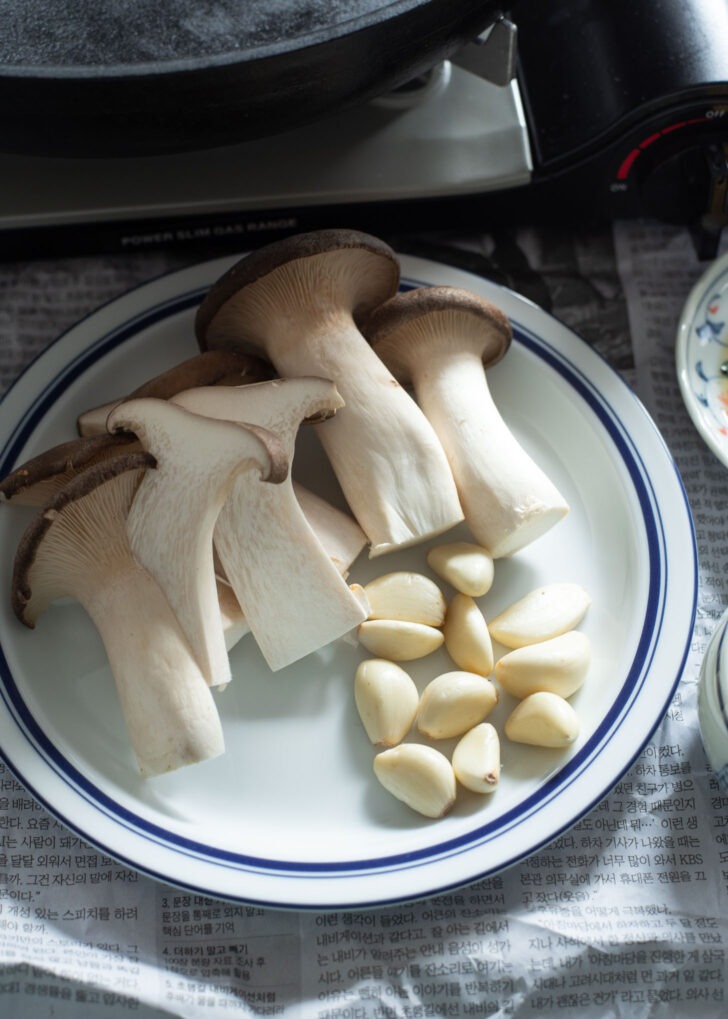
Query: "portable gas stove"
0 0 726 259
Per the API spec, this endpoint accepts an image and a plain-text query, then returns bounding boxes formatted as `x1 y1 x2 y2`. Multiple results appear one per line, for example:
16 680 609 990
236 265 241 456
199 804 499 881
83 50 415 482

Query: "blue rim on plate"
0 254 697 909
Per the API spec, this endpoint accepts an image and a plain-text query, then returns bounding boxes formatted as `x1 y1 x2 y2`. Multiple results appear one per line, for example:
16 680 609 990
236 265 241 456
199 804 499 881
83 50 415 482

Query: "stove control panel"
510 0 728 255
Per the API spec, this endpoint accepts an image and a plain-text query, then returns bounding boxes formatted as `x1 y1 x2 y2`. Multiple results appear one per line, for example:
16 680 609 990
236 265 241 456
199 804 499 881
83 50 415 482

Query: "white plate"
0 253 697 910
676 249 728 466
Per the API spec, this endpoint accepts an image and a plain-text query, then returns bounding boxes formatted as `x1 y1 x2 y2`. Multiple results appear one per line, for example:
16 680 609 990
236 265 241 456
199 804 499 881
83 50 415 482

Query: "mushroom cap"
365 286 512 383
76 349 273 437
195 228 400 354
12 450 155 625
0 432 140 506
125 348 273 398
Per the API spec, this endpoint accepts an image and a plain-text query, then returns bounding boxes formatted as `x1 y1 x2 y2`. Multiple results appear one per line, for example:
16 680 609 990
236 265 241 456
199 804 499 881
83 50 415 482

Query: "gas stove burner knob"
639 140 728 260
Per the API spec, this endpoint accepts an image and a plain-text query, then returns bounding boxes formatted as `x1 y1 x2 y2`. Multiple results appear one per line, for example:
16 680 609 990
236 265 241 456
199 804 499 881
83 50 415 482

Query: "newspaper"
1 221 728 1018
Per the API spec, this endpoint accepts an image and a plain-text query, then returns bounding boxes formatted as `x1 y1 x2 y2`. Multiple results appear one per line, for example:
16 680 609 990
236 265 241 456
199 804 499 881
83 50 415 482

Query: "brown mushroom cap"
12 450 155 625
118 348 273 400
75 348 274 436
364 286 512 384
194 228 401 354
0 432 142 506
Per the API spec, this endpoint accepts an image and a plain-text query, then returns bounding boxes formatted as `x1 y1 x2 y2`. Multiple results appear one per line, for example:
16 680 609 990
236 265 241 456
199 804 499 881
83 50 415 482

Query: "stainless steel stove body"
0 1 726 259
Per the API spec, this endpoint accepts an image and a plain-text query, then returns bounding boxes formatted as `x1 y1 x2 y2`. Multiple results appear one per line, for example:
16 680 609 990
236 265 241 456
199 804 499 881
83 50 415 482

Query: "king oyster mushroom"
76 349 273 436
194 229 464 556
0 431 248 652
12 453 225 777
365 286 569 557
106 398 288 687
171 377 370 671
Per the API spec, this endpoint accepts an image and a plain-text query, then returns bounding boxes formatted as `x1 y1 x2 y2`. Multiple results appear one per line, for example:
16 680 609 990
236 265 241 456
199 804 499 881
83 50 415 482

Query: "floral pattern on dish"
677 252 728 467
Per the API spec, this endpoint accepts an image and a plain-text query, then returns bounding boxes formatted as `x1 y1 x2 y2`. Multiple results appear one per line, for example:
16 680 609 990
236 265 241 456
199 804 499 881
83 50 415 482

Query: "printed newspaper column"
0 762 160 1016
154 887 302 1015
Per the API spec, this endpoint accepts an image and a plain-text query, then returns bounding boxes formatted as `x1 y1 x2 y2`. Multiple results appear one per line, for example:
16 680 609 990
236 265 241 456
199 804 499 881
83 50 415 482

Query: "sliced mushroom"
173 376 367 576
217 576 251 651
366 286 569 557
77 349 272 436
194 229 464 556
0 432 140 506
12 454 225 777
291 481 367 577
106 398 288 687
171 377 370 671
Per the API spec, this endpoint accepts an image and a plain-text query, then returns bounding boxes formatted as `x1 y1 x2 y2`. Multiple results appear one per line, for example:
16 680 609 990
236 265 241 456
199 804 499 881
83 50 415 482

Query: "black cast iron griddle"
0 0 501 157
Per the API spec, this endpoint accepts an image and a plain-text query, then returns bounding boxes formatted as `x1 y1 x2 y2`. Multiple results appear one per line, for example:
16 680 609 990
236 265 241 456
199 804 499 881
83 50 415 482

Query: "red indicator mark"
661 119 690 134
615 115 711 181
639 132 661 149
617 148 641 180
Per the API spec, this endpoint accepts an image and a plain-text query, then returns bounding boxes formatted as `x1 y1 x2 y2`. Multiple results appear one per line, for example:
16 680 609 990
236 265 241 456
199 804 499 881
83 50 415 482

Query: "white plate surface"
0 254 697 909
676 249 728 466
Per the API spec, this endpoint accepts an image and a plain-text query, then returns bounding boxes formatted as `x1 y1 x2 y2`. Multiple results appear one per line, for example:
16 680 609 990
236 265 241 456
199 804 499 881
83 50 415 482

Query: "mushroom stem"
410 350 568 556
293 322 464 556
13 459 225 777
84 566 226 776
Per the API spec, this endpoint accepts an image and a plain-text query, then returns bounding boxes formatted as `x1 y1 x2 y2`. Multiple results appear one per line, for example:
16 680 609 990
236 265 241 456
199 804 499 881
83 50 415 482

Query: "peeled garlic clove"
357 619 444 660
373 743 456 818
504 691 580 748
426 542 495 597
443 593 494 676
363 570 446 626
452 723 501 794
488 583 591 648
354 659 419 747
417 670 498 740
495 630 591 699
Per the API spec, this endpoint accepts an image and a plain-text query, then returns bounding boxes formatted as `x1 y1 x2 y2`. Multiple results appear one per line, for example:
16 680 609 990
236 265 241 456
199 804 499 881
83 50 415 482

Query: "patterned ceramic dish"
699 609 728 793
676 249 728 467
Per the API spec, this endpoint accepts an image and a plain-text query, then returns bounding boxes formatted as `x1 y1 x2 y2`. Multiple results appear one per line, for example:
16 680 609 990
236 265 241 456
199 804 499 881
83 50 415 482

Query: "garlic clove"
488 583 591 648
494 630 591 699
373 743 457 818
354 659 419 747
417 670 498 740
443 592 494 676
426 541 495 597
504 690 580 748
357 619 444 660
363 570 446 626
452 723 501 794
